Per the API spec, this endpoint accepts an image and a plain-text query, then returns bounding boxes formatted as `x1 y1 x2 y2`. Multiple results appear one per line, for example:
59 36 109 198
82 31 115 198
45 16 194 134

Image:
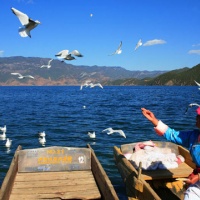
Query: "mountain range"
0 56 166 86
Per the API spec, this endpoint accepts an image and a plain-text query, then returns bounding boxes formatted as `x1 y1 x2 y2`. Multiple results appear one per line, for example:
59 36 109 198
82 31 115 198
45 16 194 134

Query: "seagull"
5 138 12 148
88 132 96 139
185 103 200 114
0 125 7 133
11 7 41 38
70 50 83 57
11 73 34 79
55 50 75 61
38 131 46 137
109 41 122 56
102 127 126 138
135 39 142 51
0 131 6 139
39 136 46 146
80 80 92 90
40 59 53 69
89 83 103 89
194 80 200 87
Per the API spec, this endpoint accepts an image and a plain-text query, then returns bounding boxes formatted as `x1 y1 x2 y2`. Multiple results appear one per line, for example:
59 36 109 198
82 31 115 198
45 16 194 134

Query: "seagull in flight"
55 50 75 61
11 73 34 79
5 138 12 148
194 80 200 89
135 39 142 51
88 132 96 139
102 127 126 138
185 103 200 114
11 7 41 38
80 80 92 90
40 59 53 69
109 41 122 56
89 83 103 89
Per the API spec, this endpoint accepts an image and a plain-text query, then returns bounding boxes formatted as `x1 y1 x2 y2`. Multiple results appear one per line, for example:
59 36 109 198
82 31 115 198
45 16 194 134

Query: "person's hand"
186 174 199 185
141 108 158 126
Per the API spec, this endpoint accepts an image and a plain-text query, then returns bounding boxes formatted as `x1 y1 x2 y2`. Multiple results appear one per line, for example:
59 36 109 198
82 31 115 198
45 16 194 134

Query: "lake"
0 86 199 199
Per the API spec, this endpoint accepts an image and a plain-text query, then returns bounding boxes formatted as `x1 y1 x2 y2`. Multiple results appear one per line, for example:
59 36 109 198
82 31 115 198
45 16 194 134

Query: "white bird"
39 136 46 146
11 73 34 79
102 127 126 138
89 83 103 89
40 59 53 69
5 138 12 148
38 131 46 137
88 132 96 139
55 50 75 61
185 103 200 114
80 80 92 90
70 50 83 57
0 125 7 133
135 39 142 51
11 7 41 38
109 41 122 56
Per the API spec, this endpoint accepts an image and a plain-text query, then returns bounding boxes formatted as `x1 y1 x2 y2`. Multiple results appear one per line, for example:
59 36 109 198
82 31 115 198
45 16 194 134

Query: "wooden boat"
113 141 196 200
0 144 119 200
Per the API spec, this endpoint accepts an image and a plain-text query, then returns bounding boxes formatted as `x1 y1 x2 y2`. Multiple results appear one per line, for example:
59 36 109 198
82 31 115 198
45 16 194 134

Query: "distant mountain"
106 64 200 86
0 56 166 86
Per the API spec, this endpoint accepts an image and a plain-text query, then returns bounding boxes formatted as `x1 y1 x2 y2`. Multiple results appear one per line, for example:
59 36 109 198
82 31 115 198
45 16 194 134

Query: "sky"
1 0 200 71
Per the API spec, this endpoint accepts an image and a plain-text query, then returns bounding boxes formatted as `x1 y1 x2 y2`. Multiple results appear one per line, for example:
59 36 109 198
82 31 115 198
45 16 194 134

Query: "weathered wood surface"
88 144 119 200
113 141 196 200
9 171 101 200
0 145 119 200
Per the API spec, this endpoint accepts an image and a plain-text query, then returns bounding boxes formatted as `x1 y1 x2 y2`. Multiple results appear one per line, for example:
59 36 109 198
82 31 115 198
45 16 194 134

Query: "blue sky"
1 0 200 71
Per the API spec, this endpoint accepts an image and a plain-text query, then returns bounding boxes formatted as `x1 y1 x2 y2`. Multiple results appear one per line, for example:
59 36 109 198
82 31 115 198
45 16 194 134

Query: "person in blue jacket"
141 107 200 200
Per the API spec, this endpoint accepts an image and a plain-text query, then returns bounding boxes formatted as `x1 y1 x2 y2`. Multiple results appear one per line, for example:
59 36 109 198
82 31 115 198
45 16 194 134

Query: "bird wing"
117 130 126 138
48 59 53 65
25 75 34 79
102 128 113 133
70 50 83 57
11 7 29 25
135 39 142 51
117 41 122 50
194 80 200 87
11 72 22 77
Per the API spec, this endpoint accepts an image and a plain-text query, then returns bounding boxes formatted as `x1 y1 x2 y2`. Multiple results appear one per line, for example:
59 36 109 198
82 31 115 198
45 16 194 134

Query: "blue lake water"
0 86 199 199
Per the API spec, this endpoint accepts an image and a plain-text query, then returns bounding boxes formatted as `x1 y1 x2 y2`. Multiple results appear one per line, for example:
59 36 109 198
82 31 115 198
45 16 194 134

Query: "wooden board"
18 146 91 172
9 171 101 200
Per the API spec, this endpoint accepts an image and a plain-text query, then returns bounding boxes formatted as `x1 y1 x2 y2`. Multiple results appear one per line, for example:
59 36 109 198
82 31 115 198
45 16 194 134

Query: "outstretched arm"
141 108 159 127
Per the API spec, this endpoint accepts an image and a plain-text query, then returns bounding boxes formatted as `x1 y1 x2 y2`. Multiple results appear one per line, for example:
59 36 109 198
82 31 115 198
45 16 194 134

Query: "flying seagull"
55 50 75 61
11 73 34 79
109 41 122 56
89 83 103 89
80 80 92 90
11 7 41 38
185 103 200 114
102 127 126 138
135 39 142 51
40 59 53 69
194 80 200 88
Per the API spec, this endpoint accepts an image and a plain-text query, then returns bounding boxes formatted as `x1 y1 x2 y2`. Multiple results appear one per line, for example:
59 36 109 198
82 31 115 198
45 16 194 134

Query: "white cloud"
188 50 200 55
143 39 166 46
192 43 200 47
0 50 4 57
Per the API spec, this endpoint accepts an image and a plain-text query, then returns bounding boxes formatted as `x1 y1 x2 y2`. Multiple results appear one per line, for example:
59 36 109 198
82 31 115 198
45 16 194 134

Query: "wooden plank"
88 144 119 200
9 170 101 200
0 145 22 200
141 162 193 180
18 146 91 172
